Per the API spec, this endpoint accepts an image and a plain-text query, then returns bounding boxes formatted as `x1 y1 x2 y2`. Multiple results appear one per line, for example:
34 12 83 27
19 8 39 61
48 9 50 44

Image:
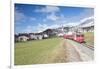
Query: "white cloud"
64 22 80 26
15 11 26 23
20 26 35 33
37 23 48 32
15 10 36 24
34 5 61 22
21 24 48 33
46 13 60 21
34 6 60 14
21 23 60 33
49 24 60 28
36 24 61 32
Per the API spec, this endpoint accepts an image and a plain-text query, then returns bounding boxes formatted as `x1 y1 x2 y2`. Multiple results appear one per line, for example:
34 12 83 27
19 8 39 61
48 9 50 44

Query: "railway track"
67 39 94 51
81 43 94 51
66 39 94 61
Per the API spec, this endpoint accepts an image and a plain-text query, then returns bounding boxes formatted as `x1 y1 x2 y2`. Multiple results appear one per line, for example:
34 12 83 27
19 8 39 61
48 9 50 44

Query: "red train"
63 32 84 43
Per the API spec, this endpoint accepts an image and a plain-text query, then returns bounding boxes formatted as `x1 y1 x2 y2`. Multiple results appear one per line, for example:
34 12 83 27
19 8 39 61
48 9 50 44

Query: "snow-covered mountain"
78 16 94 28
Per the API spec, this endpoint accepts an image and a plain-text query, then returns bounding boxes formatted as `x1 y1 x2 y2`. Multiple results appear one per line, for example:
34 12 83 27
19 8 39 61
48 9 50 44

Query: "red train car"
63 32 84 43
63 34 73 40
73 33 84 43
63 32 73 39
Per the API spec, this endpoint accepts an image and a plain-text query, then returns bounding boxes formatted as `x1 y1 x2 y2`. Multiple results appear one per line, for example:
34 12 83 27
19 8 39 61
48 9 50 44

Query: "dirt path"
66 39 94 61
63 39 94 62
63 39 82 62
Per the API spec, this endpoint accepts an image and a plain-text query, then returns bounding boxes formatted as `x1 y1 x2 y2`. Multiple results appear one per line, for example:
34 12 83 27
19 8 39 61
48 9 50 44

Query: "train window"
80 35 84 37
76 35 80 37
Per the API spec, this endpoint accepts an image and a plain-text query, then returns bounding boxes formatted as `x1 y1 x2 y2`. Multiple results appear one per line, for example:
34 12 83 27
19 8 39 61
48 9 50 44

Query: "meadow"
15 37 67 65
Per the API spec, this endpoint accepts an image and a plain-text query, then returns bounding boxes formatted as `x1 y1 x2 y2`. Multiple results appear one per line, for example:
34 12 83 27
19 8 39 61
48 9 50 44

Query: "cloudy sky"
15 4 94 33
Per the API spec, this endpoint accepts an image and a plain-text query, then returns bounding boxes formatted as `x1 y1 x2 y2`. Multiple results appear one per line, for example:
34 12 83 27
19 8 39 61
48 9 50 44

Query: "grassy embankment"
84 32 94 45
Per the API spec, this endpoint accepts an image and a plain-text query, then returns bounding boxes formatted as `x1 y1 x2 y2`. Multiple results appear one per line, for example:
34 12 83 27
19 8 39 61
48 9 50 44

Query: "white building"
43 34 48 38
18 36 29 41
37 35 43 40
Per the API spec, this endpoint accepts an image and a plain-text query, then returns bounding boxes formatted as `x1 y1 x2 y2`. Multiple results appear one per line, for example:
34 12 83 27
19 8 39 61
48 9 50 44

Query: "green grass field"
15 37 66 65
84 32 94 45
